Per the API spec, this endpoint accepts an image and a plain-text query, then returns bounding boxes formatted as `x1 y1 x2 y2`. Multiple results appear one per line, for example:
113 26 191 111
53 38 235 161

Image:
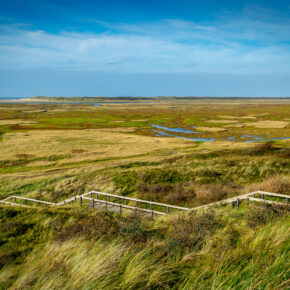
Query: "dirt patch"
196 127 226 132
219 115 256 120
224 124 244 128
246 120 289 129
206 120 238 123
239 116 256 119
0 120 38 125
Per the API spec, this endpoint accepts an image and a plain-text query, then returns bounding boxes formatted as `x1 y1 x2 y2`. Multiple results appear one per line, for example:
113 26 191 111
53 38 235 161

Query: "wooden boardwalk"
1 190 289 218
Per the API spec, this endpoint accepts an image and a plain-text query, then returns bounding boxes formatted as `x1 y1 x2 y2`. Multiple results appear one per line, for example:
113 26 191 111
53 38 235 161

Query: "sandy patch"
246 120 289 129
98 127 137 133
0 120 38 125
132 119 148 122
224 124 245 128
239 116 256 119
112 120 125 123
196 127 226 132
220 115 256 119
206 120 238 123
28 160 55 167
219 116 238 119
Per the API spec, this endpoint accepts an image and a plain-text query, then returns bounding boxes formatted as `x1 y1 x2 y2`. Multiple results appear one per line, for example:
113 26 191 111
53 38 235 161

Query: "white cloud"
0 17 290 74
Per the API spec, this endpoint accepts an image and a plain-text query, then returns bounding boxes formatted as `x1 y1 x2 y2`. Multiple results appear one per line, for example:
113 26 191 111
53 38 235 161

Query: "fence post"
74 196 76 203
96 193 98 199
80 197 82 205
286 198 288 203
246 198 249 206
119 204 122 213
166 206 169 213
105 201 108 210
90 192 93 198
151 210 154 219
237 198 239 209
136 201 138 207
92 199 95 208
121 198 124 204
261 194 264 199
231 201 234 208
107 196 110 202
150 203 152 211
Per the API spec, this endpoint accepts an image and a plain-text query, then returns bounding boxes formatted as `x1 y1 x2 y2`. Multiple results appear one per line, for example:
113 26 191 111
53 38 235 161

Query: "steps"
1 190 289 218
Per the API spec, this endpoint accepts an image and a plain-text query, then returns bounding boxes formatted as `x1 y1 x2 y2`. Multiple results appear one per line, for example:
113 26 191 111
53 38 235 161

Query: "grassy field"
0 99 289 289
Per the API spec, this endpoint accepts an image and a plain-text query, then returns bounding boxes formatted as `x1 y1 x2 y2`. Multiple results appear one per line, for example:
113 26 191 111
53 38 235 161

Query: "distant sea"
0 97 23 100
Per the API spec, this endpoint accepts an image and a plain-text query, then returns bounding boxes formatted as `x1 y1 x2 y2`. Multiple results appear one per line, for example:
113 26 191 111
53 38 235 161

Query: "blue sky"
0 0 290 97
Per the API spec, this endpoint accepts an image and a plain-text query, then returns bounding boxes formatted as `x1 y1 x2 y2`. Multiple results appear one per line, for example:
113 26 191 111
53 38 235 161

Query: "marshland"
0 98 289 289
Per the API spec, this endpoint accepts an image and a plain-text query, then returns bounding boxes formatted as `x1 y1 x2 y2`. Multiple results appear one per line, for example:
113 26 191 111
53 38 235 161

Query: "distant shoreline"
1 96 290 104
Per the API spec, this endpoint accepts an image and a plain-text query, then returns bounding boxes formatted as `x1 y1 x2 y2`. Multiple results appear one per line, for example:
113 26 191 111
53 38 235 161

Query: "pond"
150 124 290 143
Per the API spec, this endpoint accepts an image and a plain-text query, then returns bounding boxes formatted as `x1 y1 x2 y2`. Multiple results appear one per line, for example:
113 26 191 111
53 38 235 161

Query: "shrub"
167 210 220 251
194 183 241 205
246 204 287 229
246 175 290 195
54 212 119 242
119 218 150 243
136 182 196 205
246 141 276 155
140 168 187 184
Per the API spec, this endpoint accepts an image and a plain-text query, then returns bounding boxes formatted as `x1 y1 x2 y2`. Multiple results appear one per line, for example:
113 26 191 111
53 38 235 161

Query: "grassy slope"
0 204 289 289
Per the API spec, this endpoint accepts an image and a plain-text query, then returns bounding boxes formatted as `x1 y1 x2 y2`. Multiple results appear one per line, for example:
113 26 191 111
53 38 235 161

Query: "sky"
0 0 290 97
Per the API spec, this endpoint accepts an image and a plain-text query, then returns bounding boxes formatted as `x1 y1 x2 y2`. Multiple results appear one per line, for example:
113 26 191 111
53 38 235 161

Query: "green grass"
0 204 289 289
0 102 289 288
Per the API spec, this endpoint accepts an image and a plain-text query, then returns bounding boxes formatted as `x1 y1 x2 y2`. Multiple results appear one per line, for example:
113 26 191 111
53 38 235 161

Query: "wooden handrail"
82 197 166 216
1 190 289 217
84 191 191 211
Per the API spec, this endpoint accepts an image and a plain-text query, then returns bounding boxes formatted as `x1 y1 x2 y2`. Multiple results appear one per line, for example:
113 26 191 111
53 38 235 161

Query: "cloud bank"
0 12 290 75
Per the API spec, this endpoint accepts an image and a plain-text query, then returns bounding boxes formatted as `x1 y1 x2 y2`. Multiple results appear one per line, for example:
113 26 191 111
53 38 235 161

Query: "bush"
246 141 276 155
54 212 119 242
246 204 287 229
140 168 188 184
119 218 150 243
246 175 290 195
167 211 220 251
136 182 196 205
194 183 241 205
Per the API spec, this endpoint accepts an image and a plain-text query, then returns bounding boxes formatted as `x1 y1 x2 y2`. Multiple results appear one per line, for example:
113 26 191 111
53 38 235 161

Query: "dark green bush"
246 204 287 229
54 212 119 242
168 211 220 252
119 218 150 243
140 168 188 184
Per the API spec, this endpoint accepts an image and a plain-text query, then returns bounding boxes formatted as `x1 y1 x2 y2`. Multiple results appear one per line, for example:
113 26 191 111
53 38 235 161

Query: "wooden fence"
1 190 289 218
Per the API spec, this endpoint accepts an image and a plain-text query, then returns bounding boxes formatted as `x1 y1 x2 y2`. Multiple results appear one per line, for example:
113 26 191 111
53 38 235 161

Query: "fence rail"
0 190 289 218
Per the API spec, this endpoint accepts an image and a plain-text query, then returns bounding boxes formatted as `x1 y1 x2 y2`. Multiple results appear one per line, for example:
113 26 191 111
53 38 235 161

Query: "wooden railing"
0 190 289 218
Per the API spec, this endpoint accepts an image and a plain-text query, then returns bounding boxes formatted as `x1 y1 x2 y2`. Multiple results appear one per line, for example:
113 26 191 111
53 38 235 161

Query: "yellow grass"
246 120 289 128
0 129 191 162
196 127 226 132
0 119 38 125
224 124 244 128
206 120 238 123
220 115 256 119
